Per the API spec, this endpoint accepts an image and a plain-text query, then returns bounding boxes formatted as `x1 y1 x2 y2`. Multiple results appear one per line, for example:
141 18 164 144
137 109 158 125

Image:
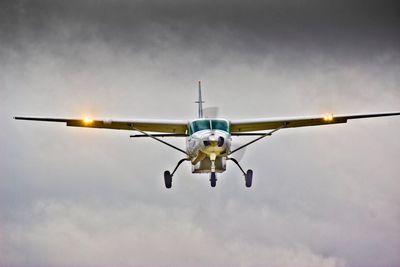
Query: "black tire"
245 169 253 188
210 172 217 187
164 170 172 189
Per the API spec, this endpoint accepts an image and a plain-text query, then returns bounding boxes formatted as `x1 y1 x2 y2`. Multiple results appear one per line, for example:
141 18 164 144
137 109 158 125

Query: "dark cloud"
1 0 399 56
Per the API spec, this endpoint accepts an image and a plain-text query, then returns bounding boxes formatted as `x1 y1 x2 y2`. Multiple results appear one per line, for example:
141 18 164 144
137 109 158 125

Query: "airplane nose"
203 136 225 147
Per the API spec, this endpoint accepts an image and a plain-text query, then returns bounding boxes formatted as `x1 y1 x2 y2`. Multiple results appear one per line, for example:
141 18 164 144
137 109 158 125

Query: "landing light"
323 114 334 122
83 117 93 124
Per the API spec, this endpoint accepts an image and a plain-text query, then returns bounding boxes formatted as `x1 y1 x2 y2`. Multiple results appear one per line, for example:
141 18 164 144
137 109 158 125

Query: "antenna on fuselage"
196 81 205 118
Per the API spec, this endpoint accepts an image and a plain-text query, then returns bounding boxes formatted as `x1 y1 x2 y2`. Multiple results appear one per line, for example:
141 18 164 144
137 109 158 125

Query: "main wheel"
210 172 217 187
164 170 172 189
245 169 253 188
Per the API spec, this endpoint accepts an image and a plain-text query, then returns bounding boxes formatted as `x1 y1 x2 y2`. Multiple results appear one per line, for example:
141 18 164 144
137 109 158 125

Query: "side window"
188 124 193 135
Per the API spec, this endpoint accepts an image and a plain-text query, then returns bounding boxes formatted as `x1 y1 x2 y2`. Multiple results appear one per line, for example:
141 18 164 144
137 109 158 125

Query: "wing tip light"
83 117 93 124
323 114 334 122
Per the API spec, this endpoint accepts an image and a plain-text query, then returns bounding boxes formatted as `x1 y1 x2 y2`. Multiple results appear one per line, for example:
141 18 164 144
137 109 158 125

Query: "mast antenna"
195 81 205 118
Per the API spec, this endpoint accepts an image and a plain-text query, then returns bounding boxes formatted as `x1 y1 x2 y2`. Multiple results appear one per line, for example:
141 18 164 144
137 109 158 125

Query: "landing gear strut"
164 158 190 189
228 158 253 188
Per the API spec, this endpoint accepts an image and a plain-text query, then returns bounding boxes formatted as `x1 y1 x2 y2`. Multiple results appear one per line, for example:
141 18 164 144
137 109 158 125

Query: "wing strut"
130 134 188 138
129 125 188 156
229 124 287 155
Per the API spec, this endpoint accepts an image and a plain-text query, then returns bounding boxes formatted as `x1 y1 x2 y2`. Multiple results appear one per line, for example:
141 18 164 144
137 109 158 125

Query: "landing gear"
210 172 217 187
163 158 190 189
210 153 217 187
245 169 253 188
164 171 172 188
228 157 253 188
164 157 252 188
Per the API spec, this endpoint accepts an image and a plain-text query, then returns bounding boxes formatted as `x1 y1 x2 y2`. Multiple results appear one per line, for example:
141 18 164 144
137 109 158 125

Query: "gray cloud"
1 1 400 267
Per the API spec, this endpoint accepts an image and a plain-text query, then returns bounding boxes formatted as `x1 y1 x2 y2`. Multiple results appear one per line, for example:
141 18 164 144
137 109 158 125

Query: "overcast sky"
1 1 400 267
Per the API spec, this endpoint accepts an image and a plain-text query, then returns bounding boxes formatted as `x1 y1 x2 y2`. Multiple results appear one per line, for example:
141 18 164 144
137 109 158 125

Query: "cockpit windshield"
190 119 230 134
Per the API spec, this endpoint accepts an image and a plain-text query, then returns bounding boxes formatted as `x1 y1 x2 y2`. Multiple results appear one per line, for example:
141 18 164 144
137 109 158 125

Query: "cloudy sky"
1 0 400 266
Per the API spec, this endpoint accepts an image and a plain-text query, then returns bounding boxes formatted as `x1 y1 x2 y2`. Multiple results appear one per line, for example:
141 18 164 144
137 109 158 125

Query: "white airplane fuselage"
186 119 232 173
187 129 231 158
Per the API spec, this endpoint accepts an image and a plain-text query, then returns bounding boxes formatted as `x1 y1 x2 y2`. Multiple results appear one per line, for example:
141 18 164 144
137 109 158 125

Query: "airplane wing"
230 112 400 133
14 116 188 134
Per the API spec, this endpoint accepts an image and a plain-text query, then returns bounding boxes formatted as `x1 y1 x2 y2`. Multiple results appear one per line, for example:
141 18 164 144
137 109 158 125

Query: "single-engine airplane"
15 82 400 188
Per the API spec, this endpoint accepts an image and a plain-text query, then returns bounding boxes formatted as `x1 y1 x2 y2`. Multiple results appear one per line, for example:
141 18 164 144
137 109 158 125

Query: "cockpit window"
190 119 230 134
211 120 229 132
191 120 211 133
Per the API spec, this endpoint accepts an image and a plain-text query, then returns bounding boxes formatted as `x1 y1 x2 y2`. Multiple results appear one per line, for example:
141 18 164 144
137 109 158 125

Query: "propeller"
203 106 248 160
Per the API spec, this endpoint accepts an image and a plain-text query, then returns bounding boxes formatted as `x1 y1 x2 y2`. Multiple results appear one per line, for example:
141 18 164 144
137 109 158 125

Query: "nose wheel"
210 172 217 187
209 154 218 187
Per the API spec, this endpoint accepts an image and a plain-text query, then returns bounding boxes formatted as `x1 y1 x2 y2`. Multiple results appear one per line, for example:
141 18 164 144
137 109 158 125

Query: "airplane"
15 81 400 188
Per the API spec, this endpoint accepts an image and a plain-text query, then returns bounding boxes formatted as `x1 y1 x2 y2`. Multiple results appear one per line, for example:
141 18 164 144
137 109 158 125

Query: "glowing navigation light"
323 114 334 122
83 117 94 124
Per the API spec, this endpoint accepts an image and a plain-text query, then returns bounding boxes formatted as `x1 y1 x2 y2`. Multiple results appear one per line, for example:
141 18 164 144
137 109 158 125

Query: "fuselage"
186 119 231 173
